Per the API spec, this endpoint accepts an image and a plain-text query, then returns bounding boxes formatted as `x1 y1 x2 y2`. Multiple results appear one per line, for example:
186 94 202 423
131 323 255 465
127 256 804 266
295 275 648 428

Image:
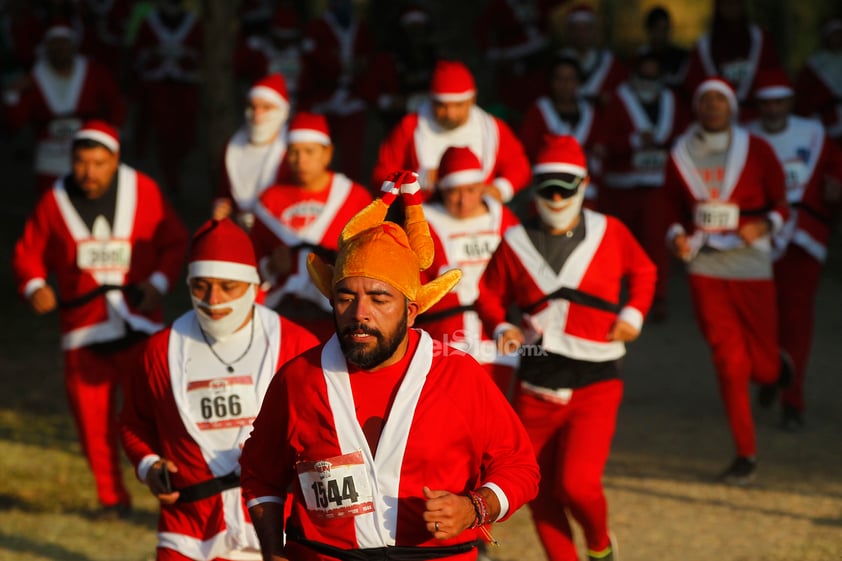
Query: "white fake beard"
690 128 731 156
245 107 287 144
535 189 585 231
191 285 257 341
631 76 662 103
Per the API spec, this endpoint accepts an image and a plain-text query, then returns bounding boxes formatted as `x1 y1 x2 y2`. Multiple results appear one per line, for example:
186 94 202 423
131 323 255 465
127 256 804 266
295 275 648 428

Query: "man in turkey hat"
241 172 539 560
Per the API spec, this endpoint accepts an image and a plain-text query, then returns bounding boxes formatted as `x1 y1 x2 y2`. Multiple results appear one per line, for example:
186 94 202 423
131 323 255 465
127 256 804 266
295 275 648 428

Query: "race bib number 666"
296 450 374 520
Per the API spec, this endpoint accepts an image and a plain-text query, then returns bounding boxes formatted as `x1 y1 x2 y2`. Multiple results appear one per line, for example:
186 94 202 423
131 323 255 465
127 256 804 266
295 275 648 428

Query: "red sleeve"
794 63 835 118
518 103 547 163
663 155 693 234
12 192 57 298
615 218 656 317
754 137 789 226
372 115 418 189
145 178 189 289
493 118 531 200
475 239 517 335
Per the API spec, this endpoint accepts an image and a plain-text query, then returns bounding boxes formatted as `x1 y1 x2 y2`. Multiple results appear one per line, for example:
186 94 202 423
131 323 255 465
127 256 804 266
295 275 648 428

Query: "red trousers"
598 186 670 305
688 275 779 457
515 379 623 561
64 338 147 506
157 548 249 561
774 245 822 412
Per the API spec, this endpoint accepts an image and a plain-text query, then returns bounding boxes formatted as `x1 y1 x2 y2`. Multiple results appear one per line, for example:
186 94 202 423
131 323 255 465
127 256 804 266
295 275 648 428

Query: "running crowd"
5 1 842 561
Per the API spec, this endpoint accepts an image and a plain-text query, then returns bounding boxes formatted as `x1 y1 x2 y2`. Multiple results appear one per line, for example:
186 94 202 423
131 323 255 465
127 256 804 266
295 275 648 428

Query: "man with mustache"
240 172 539 561
120 218 317 561
476 135 656 561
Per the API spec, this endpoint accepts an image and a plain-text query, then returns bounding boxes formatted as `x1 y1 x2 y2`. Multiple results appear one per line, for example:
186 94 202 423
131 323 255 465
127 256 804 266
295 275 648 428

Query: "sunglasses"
535 174 585 199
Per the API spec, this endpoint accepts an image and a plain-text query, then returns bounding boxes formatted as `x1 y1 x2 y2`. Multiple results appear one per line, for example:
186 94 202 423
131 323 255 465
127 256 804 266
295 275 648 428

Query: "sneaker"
757 351 795 408
588 532 619 561
780 405 804 432
718 456 757 486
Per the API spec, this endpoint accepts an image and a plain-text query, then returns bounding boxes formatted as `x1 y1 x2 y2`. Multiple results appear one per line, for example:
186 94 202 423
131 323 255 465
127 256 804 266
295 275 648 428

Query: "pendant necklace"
198 318 255 373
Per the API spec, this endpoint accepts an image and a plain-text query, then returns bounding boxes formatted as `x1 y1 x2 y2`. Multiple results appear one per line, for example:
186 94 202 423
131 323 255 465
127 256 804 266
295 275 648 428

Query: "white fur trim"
438 169 484 189
767 210 784 235
755 86 794 100
400 177 421 195
693 79 738 116
147 271 169 295
245 496 285 509
249 85 287 108
75 129 119 153
137 454 161 483
666 223 686 244
24 278 47 300
493 322 520 341
188 261 260 284
431 90 475 102
618 306 644 332
533 162 587 176
288 129 330 145
492 177 514 202
481 482 508 521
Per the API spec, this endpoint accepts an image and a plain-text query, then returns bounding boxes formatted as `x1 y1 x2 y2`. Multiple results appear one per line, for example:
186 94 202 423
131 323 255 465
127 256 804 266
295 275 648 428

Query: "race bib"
76 239 132 272
783 159 809 191
296 450 375 520
632 148 667 171
36 118 82 175
694 201 740 232
48 117 82 139
448 232 500 265
187 375 259 431
720 60 750 86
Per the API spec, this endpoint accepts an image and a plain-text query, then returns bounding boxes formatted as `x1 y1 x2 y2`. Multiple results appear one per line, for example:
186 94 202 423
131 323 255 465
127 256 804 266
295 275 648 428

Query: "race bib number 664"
296 450 374 520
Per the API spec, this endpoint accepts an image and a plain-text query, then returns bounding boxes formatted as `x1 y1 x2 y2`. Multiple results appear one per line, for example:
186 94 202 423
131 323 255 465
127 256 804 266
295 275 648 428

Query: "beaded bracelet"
467 490 491 529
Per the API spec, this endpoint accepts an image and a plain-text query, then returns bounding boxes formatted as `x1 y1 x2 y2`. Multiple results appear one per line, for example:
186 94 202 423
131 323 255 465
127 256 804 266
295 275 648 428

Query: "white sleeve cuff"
618 306 644 332
245 495 285 509
24 278 47 300
147 272 169 295
137 454 161 483
258 256 278 285
666 222 685 245
481 482 509 521
493 322 519 341
492 177 514 202
767 210 784 235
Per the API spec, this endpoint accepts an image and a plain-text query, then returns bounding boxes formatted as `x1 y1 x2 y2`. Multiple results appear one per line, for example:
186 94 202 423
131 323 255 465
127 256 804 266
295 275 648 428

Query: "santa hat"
437 146 484 189
692 77 738 116
287 112 331 145
399 6 430 27
249 74 289 109
43 20 78 43
533 135 588 177
754 68 794 100
307 171 461 314
74 120 120 153
430 61 476 102
566 4 597 24
187 219 261 284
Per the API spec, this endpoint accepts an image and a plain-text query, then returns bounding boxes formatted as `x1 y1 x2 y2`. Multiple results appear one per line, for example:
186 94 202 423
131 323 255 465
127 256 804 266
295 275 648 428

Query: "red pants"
515 379 623 561
774 245 822 412
688 275 778 457
598 186 670 304
157 548 247 561
64 338 147 506
326 110 367 184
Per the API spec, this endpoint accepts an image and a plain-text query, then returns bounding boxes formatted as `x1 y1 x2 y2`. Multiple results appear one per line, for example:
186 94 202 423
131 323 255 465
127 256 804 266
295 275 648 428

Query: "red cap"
187 219 260 283
249 74 289 108
693 77 738 116
430 60 476 102
566 4 597 24
754 68 794 100
287 112 331 145
437 146 484 189
533 135 588 176
74 120 120 153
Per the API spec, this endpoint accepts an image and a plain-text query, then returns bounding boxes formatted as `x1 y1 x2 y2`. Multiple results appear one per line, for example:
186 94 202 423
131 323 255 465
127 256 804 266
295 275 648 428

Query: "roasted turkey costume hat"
307 171 462 313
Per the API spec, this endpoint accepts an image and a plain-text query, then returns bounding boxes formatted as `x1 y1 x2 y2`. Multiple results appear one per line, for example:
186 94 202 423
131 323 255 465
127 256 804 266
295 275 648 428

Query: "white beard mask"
191 285 257 341
535 188 585 231
632 76 662 104
246 106 287 144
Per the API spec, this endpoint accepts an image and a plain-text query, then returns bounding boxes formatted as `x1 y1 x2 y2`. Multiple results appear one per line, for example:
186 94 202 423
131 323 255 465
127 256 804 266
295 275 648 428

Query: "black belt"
522 286 620 315
176 471 240 503
287 525 478 561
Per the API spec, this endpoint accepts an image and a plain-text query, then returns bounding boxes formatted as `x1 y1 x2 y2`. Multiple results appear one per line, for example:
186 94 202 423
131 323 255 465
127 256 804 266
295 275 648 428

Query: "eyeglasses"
535 174 585 199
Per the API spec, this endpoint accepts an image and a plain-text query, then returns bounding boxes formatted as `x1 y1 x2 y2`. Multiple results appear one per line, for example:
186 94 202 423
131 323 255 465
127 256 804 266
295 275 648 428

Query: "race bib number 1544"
296 450 375 520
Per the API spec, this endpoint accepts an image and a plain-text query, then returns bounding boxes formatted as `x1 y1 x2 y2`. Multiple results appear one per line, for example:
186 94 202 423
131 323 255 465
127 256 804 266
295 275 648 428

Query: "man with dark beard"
239 172 539 561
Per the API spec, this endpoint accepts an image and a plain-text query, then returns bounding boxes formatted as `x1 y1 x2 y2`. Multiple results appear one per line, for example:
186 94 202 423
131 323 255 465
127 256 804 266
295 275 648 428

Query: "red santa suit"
250 173 371 336
4 52 126 192
373 102 530 202
240 329 540 560
557 46 627 108
684 24 780 120
131 8 202 192
13 159 188 508
598 81 690 308
120 305 318 561
297 10 373 182
420 195 521 394
476 209 655 560
664 120 788 459
795 47 842 145
747 114 842 414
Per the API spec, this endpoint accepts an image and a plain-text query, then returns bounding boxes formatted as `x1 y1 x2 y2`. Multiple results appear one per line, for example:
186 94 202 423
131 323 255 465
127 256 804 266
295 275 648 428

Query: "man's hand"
607 319 640 342
422 486 475 539
134 282 163 313
145 459 180 505
483 183 503 202
738 219 770 245
497 327 525 355
671 233 692 260
212 198 233 220
30 286 57 314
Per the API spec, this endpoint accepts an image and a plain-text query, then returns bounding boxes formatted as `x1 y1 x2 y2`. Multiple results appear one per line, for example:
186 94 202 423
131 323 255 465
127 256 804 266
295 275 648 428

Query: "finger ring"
435 521 440 532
